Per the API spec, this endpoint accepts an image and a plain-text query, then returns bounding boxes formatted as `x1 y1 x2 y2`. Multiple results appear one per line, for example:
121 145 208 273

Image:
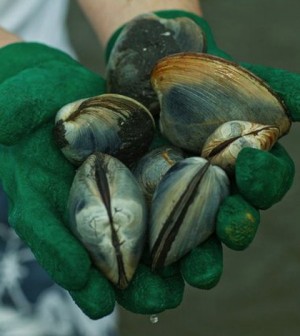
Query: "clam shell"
54 94 155 166
150 157 230 269
106 14 206 114
132 145 185 203
68 152 147 289
151 53 291 152
201 120 280 173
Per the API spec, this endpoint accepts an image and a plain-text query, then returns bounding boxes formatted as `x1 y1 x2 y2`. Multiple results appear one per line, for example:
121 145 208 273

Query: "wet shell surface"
151 53 291 152
201 120 280 173
150 157 230 269
67 152 147 289
132 145 185 203
106 13 206 114
54 94 155 166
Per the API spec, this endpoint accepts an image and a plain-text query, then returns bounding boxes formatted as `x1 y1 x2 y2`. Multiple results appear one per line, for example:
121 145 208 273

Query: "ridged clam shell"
54 94 155 166
106 14 206 114
68 152 147 289
201 120 280 173
150 157 230 269
132 146 185 203
151 53 291 152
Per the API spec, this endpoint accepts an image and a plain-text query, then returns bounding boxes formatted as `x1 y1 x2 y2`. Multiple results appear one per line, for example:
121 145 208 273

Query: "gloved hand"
0 11 298 320
105 10 299 299
0 42 115 318
0 42 187 318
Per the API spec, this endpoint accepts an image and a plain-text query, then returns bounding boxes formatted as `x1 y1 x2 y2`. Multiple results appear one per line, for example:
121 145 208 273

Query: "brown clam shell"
151 53 291 153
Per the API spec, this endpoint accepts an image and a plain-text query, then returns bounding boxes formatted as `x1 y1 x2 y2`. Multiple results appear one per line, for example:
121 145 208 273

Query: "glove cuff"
105 9 227 63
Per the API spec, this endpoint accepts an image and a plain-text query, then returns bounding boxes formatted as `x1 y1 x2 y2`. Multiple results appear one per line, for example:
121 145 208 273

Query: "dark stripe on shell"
94 153 129 288
151 161 210 269
207 125 279 157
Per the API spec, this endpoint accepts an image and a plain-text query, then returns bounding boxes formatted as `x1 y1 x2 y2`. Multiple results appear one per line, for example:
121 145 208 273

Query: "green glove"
0 42 185 318
1 10 298 319
105 10 298 295
0 42 114 318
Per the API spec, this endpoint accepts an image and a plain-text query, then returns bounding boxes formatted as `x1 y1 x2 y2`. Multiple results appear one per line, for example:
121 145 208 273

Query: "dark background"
67 1 300 335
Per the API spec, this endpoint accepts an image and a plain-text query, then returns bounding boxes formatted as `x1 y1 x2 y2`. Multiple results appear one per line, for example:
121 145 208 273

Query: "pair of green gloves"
0 10 298 319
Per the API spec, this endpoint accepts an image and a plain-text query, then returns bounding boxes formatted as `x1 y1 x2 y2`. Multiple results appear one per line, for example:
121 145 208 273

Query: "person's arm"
77 0 203 46
0 27 21 48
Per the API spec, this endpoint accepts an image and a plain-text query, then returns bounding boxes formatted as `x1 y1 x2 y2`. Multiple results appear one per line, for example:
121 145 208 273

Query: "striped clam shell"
68 152 147 289
149 156 230 269
201 120 280 173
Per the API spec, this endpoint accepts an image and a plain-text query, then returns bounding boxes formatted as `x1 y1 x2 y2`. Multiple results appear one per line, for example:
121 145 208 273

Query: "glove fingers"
236 143 295 209
15 126 75 218
216 195 260 250
116 264 184 314
70 269 116 320
156 264 185 309
241 62 300 121
0 62 104 145
0 42 76 83
180 235 223 289
9 191 91 290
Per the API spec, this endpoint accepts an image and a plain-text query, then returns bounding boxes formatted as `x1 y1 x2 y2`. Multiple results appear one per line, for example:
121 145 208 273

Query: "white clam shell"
201 120 280 172
149 157 230 269
68 152 147 289
54 94 155 166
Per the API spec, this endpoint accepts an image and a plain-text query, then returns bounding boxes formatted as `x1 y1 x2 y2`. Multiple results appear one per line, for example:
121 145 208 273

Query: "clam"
150 157 230 269
106 14 206 114
202 120 280 173
132 146 185 203
67 152 147 289
54 94 155 166
151 53 291 152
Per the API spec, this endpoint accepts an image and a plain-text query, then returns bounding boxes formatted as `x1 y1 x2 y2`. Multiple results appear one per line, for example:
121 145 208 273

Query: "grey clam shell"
151 53 291 152
68 152 147 289
132 146 185 203
201 120 280 173
150 157 230 269
106 13 206 114
54 94 155 166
